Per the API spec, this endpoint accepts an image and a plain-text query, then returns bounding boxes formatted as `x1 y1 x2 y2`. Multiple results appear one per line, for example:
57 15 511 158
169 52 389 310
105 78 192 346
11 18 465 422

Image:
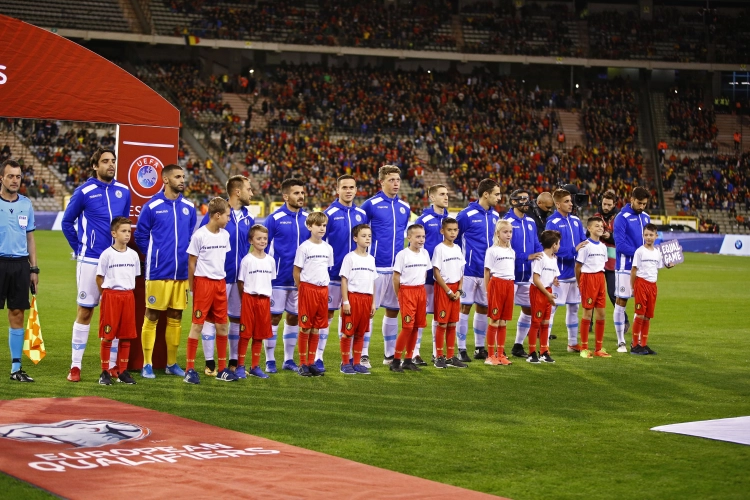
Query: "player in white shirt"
390 224 432 373
184 198 232 384
630 223 673 355
293 212 335 377
483 220 516 366
95 217 140 386
431 217 466 369
237 225 277 379
339 224 378 375
528 230 561 364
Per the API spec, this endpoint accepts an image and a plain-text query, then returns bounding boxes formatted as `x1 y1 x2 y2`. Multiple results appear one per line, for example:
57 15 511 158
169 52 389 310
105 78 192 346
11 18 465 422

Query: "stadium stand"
582 78 639 151
0 0 135 33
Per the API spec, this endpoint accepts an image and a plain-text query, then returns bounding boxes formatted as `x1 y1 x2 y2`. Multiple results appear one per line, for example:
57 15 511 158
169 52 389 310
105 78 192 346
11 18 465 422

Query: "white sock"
414 328 423 357
515 312 532 345
548 306 557 341
614 305 626 344
265 325 278 363
315 327 329 361
457 312 469 350
473 313 487 349
362 317 373 357
228 322 240 361
566 304 580 345
382 316 398 358
71 322 90 369
283 324 298 362
108 338 119 369
202 322 216 362
432 321 437 358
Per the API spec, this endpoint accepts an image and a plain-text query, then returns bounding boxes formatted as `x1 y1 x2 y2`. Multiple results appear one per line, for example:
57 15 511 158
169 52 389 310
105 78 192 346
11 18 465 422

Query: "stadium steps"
577 20 589 57
715 114 750 152
556 110 586 149
116 0 143 34
650 91 670 144
451 15 465 51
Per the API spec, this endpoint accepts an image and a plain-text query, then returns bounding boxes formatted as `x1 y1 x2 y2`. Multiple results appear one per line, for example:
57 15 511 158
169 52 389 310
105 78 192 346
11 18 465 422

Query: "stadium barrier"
667 216 700 229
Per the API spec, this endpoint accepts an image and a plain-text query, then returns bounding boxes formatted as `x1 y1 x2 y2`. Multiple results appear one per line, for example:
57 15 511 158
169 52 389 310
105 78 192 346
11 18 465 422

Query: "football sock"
352 334 364 365
298 331 309 365
100 340 112 371
362 318 373 357
307 333 319 364
406 326 419 359
528 323 540 353
228 322 240 364
595 320 606 351
435 324 446 358
579 318 591 350
486 324 498 357
165 317 182 366
446 324 457 358
394 328 409 360
540 323 549 353
632 316 643 347
640 319 650 346
432 321 437 358
140 317 157 366
9 328 24 372
498 325 507 356
473 313 487 349
315 327 329 362
238 337 250 367
251 339 263 369
566 304 579 346
340 335 352 364
547 306 557 342
515 312 532 344
283 323 298 362
414 328 423 357
457 312 469 350
186 337 199 371
71 322 90 369
614 304 627 345
216 335 228 372
382 316 398 358
201 322 216 362
109 338 119 370
118 340 130 373
265 325 278 363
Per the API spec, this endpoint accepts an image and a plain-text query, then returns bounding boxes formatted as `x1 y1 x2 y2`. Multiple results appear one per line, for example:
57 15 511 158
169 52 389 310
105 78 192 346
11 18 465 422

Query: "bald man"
530 192 554 239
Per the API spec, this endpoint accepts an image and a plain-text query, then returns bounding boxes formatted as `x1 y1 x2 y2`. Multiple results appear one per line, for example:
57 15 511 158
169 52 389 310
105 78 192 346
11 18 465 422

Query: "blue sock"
9 328 24 372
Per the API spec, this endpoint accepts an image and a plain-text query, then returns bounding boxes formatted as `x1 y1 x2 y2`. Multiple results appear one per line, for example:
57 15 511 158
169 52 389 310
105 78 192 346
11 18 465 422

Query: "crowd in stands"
582 78 638 150
665 86 717 151
0 138 54 200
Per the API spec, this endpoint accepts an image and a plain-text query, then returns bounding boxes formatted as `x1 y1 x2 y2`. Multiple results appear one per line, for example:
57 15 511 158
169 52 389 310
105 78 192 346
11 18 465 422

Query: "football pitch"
1 231 749 499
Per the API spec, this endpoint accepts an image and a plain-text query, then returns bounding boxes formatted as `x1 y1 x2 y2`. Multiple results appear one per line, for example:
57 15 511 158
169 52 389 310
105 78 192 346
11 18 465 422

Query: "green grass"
1 231 750 499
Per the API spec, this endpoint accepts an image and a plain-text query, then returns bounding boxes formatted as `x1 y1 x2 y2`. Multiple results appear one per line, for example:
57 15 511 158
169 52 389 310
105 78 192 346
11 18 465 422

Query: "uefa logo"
129 155 164 198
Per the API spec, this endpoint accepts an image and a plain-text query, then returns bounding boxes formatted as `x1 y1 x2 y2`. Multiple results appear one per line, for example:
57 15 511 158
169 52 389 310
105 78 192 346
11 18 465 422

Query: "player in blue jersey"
613 186 651 349
544 188 588 352
0 160 39 382
264 178 310 373
134 164 197 379
360 165 411 365
455 178 501 362
414 184 450 365
62 147 131 382
503 189 544 358
316 175 366 370
199 175 254 377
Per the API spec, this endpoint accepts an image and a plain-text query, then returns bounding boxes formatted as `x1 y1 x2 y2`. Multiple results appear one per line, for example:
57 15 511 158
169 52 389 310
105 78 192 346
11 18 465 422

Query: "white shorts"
226 282 241 319
270 288 298 315
514 283 531 307
374 272 399 310
425 284 435 314
552 280 581 306
615 271 632 299
76 260 101 308
460 275 487 307
328 281 342 311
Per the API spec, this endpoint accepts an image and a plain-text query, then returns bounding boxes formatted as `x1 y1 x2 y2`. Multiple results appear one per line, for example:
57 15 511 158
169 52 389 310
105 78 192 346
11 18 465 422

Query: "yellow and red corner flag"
23 296 46 364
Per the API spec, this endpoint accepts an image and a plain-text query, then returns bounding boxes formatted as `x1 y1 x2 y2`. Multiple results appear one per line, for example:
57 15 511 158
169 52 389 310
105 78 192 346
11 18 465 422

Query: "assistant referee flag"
23 296 46 364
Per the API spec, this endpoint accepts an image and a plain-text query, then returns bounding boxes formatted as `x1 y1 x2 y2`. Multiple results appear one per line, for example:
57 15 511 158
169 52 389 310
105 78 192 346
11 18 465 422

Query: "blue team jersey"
503 210 542 283
62 178 131 262
415 206 448 285
614 203 651 271
200 206 254 283
264 204 310 288
0 194 35 258
456 201 500 278
360 191 411 270
324 199 367 281
545 210 587 280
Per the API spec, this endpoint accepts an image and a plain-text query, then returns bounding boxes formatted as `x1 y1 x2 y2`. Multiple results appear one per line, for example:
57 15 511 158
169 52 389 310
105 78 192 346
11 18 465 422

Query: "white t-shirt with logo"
484 245 515 280
393 247 431 286
576 239 608 273
531 252 560 288
187 226 231 279
633 245 663 283
96 246 141 290
293 240 334 286
431 242 466 284
340 251 377 294
238 252 276 296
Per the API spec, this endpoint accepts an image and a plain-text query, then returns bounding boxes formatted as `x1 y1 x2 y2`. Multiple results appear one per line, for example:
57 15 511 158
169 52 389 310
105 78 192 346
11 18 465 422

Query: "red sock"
394 328 409 360
446 325 456 358
238 337 250 367
632 316 643 347
498 325 507 356
251 339 263 368
308 333 320 363
118 340 130 373
406 327 419 359
435 324 446 358
486 324 498 357
529 322 540 353
186 337 199 371
641 319 650 346
341 335 353 364
100 340 112 371
595 320 606 351
216 335 228 371
579 318 591 350
540 323 549 353
298 331 309 365
353 334 364 365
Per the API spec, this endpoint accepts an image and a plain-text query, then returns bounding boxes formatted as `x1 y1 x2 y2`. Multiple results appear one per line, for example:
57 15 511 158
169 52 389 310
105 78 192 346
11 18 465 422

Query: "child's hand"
575 240 589 252
547 294 556 305
528 252 543 261
553 277 560 287
342 303 351 315
370 305 377 318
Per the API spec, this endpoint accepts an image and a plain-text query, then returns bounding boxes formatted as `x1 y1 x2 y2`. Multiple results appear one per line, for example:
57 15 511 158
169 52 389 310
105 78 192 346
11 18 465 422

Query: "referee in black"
0 159 39 382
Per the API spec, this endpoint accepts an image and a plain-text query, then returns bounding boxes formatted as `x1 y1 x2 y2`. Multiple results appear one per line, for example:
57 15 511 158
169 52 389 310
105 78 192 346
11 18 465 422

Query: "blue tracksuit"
134 192 197 281
62 178 131 263
503 210 542 283
613 203 651 271
360 191 411 270
324 199 367 282
264 204 310 288
545 210 586 281
415 206 449 285
200 206 254 283
456 201 500 278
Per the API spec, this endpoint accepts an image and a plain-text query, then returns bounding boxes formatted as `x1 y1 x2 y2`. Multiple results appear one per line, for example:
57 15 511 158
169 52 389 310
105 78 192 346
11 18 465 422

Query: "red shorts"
192 276 228 325
298 282 329 330
530 285 553 322
341 292 373 337
634 277 658 318
99 289 137 340
487 277 514 321
434 282 460 324
240 294 273 340
579 272 606 310
398 285 427 329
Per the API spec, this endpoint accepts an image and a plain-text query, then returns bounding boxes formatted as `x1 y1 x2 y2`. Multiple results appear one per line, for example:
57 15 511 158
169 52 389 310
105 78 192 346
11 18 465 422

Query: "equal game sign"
658 239 685 266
